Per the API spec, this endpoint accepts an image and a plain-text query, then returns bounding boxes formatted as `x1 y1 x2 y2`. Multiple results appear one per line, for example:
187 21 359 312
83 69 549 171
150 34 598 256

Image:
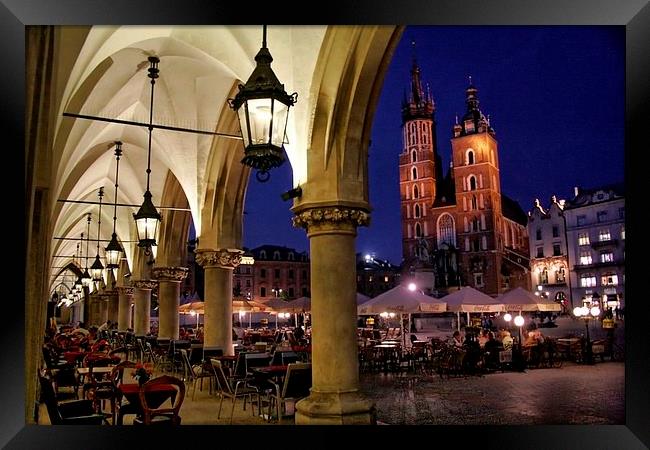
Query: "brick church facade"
399 54 530 297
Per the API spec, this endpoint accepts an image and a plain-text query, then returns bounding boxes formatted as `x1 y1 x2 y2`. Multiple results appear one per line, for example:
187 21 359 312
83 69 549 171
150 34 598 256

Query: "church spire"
401 40 435 124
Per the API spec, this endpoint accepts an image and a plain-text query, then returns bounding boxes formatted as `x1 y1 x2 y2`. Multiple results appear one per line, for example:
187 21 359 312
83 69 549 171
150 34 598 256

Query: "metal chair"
39 373 105 424
266 362 311 423
211 359 260 424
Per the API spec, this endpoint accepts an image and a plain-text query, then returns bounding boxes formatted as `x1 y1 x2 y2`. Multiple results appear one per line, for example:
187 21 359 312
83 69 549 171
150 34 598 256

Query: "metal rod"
56 199 191 211
62 112 242 140
53 237 140 243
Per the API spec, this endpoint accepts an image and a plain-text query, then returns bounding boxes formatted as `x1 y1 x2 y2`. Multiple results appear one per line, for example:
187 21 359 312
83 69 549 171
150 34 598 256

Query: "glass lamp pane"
237 106 250 147
271 100 289 147
106 249 120 267
247 98 273 145
92 267 103 281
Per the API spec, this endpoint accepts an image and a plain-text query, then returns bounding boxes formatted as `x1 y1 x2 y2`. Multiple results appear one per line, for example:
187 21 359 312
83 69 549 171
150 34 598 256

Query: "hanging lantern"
228 25 297 182
106 141 124 268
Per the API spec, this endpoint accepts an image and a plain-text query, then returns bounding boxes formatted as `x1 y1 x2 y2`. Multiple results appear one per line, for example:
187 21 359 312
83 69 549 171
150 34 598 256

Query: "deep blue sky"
243 26 624 265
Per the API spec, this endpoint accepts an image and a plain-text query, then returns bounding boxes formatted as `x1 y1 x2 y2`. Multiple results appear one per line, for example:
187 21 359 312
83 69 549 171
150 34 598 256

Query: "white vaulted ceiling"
50 25 327 287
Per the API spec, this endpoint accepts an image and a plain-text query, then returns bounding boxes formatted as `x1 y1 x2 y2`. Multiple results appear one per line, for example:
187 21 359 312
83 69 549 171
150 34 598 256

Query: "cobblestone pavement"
359 361 624 425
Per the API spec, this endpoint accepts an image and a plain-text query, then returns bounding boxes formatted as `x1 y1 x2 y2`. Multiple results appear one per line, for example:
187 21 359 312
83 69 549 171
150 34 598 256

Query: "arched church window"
466 149 475 165
415 204 420 218
412 167 418 180
471 196 477 210
469 176 477 191
259 250 267 259
412 150 417 163
437 213 457 248
273 251 281 260
416 223 423 237
413 185 419 199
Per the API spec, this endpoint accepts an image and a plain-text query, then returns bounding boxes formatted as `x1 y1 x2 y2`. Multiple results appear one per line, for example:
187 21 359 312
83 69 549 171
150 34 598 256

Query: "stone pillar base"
295 389 375 425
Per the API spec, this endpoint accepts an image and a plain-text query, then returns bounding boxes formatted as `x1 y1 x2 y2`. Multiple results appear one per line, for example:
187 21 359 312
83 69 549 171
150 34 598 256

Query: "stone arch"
156 171 192 267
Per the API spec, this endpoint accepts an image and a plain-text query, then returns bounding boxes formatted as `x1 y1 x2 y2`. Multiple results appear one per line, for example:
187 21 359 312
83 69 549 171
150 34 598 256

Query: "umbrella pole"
295 313 298 328
457 312 460 332
275 314 278 329
466 312 470 328
249 312 252 329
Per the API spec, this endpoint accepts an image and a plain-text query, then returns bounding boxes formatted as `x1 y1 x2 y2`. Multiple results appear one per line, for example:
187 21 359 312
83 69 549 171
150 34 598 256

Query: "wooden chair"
133 375 185 425
266 362 311 423
110 361 139 425
211 359 260 424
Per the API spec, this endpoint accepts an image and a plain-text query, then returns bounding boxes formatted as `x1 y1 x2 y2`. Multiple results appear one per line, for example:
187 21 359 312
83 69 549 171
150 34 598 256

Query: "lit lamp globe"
90 254 104 282
573 306 584 317
189 310 196 317
408 283 417 292
590 306 601 317
388 312 396 319
380 312 389 319
503 313 512 323
133 192 161 251
105 233 123 269
514 315 525 327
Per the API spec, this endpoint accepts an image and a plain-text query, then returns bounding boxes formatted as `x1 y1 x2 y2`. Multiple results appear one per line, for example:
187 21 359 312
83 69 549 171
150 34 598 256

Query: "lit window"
384 276 389 283
465 120 475 133
577 215 587 226
599 230 611 241
556 268 566 283
597 211 607 223
600 252 614 263
539 269 548 285
580 274 597 287
601 274 618 286
579 251 592 265
578 233 590 245
620 226 625 240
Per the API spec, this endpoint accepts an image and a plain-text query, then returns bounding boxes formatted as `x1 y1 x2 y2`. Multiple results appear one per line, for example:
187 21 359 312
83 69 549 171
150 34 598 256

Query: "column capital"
152 266 189 282
292 206 370 235
133 280 158 290
116 286 135 296
195 248 244 269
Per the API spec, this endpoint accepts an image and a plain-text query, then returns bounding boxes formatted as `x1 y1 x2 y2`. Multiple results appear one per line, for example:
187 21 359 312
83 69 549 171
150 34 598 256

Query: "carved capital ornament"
132 280 158 290
195 248 244 269
116 286 135 296
152 266 189 282
292 206 370 232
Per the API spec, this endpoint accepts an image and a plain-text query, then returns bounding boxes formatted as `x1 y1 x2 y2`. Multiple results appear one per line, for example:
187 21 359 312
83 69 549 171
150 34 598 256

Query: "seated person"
501 331 514 350
523 331 538 347
483 331 503 365
448 330 464 348
478 330 489 348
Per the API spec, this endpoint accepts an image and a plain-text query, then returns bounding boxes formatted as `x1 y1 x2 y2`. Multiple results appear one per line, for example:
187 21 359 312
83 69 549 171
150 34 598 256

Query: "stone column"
152 267 188 340
133 280 157 336
106 290 119 324
98 294 109 325
196 249 243 355
292 206 375 425
117 286 134 331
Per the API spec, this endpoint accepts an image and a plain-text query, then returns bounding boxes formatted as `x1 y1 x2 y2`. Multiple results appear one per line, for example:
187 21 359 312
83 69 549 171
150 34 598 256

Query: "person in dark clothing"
483 331 503 370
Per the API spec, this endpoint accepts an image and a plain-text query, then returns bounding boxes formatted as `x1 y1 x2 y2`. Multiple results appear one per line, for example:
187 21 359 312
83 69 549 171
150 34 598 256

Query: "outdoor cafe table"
373 344 401 372
557 338 582 361
77 366 114 376
249 365 289 388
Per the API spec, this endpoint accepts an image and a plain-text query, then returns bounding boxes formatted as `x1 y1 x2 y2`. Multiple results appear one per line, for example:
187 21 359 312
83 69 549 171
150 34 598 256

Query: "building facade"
399 58 530 297
563 185 625 309
356 253 402 298
233 245 310 302
527 196 571 311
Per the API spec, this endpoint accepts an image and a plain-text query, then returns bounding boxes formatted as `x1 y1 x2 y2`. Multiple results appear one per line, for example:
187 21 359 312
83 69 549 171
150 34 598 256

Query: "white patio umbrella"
356 292 372 305
442 286 505 331
496 287 561 313
283 296 311 327
358 285 447 347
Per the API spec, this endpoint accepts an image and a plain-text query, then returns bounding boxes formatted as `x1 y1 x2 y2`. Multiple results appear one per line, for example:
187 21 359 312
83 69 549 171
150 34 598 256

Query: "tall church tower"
450 79 505 294
399 44 439 264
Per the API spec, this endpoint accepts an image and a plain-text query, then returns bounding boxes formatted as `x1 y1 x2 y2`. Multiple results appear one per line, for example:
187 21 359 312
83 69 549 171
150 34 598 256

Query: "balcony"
591 239 619 249
573 260 624 271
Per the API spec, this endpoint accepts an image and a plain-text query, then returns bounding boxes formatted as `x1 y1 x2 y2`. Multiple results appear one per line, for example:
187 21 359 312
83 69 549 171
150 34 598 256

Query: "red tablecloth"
118 383 177 410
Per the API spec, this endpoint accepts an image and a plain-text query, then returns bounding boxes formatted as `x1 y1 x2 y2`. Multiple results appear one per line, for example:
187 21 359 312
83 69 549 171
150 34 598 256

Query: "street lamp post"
573 300 601 365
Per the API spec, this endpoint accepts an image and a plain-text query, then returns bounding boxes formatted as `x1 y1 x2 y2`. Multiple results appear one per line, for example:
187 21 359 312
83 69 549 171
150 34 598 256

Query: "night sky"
243 26 625 265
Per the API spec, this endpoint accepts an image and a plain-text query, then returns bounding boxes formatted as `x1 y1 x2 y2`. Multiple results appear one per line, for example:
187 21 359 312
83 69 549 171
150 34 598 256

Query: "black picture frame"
8 0 649 448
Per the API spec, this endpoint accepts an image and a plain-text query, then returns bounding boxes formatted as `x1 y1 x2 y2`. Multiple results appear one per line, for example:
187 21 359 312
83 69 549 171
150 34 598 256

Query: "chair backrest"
210 359 233 395
110 360 138 386
281 363 312 399
272 350 299 366
202 347 223 361
179 349 194 381
245 352 271 373
138 375 185 425
109 346 128 362
38 374 63 424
